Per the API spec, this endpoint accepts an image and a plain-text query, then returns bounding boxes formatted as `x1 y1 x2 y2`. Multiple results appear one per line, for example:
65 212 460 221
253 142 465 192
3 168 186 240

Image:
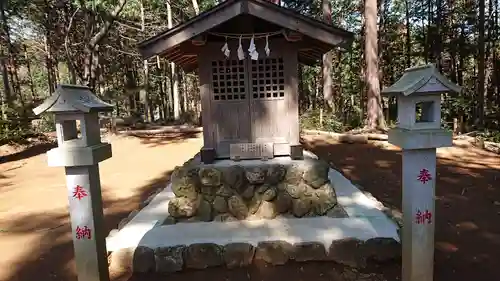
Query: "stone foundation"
107 152 401 276
109 237 401 274
166 158 343 223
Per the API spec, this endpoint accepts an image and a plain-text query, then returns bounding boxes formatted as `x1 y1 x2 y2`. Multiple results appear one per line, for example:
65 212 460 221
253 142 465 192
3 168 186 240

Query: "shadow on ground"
0 168 174 281
302 135 500 281
126 132 202 148
4 135 500 281
0 142 57 164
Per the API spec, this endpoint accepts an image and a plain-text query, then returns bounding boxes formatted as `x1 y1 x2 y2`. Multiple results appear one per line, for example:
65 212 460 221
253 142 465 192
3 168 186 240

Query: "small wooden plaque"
230 143 274 160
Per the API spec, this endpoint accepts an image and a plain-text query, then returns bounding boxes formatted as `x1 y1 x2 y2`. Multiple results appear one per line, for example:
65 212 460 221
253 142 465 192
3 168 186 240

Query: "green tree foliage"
0 0 499 142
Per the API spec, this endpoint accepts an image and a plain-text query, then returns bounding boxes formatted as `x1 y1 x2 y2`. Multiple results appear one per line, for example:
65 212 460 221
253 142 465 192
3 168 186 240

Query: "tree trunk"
24 45 36 100
143 59 151 122
404 0 411 68
0 50 11 117
82 0 128 89
322 0 334 113
163 60 171 119
364 0 386 130
486 0 494 112
434 0 442 67
477 0 485 127
44 33 56 94
0 1 9 116
425 0 432 63
167 2 180 121
1 0 22 110
495 0 500 108
157 59 167 122
192 0 200 15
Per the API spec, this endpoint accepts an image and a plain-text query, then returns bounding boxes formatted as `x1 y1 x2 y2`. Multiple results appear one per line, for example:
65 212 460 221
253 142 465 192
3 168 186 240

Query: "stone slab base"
110 237 401 273
106 151 400 274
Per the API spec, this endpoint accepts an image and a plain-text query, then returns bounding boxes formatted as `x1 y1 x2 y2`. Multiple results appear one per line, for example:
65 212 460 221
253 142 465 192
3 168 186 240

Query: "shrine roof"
137 0 354 71
33 84 113 115
381 64 462 97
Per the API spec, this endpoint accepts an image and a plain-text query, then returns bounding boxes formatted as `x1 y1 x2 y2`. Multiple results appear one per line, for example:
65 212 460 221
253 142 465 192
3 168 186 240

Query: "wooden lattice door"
210 59 251 157
249 57 288 145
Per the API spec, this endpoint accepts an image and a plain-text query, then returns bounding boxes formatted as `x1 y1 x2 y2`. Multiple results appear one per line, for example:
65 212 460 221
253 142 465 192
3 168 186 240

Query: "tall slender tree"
364 0 386 130
477 0 486 127
322 0 334 113
167 1 180 120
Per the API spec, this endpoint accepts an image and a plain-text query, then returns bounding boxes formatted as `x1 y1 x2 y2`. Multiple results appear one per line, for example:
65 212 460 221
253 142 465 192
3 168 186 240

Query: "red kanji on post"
417 168 432 184
72 185 88 200
75 226 92 240
415 209 432 224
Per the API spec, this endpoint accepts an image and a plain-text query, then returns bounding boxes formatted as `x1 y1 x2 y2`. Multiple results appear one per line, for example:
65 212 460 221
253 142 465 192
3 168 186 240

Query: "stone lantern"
382 64 461 281
33 84 113 281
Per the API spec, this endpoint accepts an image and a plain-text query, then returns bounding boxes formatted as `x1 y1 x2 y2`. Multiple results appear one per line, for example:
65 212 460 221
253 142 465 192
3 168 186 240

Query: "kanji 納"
75 226 92 240
415 209 432 224
417 169 432 184
72 185 88 200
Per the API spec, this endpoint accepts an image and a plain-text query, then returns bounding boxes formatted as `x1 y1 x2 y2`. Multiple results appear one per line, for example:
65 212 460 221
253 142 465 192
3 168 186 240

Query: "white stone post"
389 114 452 281
33 84 114 281
65 165 109 281
382 64 461 281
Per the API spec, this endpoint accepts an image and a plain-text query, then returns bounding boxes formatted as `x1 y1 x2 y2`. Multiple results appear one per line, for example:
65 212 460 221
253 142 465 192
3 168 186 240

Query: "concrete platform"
106 151 399 253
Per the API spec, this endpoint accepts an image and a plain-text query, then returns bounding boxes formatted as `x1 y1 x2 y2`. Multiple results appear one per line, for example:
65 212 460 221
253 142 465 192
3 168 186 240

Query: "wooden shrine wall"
198 38 300 158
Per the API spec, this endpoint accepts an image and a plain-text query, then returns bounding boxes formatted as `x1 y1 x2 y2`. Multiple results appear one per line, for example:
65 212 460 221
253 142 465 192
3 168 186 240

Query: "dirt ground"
0 132 499 281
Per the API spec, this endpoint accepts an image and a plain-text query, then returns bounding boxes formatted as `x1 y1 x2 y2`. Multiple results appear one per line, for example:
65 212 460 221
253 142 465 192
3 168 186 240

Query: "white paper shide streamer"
221 37 230 58
237 36 245 60
248 35 259 60
265 35 271 57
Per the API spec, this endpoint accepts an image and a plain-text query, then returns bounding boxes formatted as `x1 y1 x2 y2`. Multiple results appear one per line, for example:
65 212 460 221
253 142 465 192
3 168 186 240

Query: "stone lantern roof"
33 84 113 115
382 64 462 97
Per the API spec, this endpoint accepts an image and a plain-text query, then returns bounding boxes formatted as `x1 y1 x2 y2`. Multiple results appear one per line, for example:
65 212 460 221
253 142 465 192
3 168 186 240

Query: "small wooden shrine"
138 0 354 163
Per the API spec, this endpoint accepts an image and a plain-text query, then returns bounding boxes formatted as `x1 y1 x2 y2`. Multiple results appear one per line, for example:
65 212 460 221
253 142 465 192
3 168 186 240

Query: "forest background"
1 0 499 144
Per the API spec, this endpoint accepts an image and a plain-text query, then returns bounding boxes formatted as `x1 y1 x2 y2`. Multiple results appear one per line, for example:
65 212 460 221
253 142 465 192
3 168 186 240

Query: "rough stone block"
216 184 234 198
223 243 256 268
284 182 307 199
212 196 228 213
168 197 200 218
362 237 401 262
241 185 255 200
292 242 327 261
222 165 247 193
302 160 329 188
184 243 224 269
253 200 278 219
228 195 249 219
283 165 304 185
245 167 267 184
198 167 222 187
133 246 156 273
213 213 238 222
274 191 292 213
254 241 293 265
328 238 366 268
266 164 286 185
109 247 135 272
311 183 337 215
195 199 213 222
154 245 185 273
291 197 311 217
261 186 278 201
